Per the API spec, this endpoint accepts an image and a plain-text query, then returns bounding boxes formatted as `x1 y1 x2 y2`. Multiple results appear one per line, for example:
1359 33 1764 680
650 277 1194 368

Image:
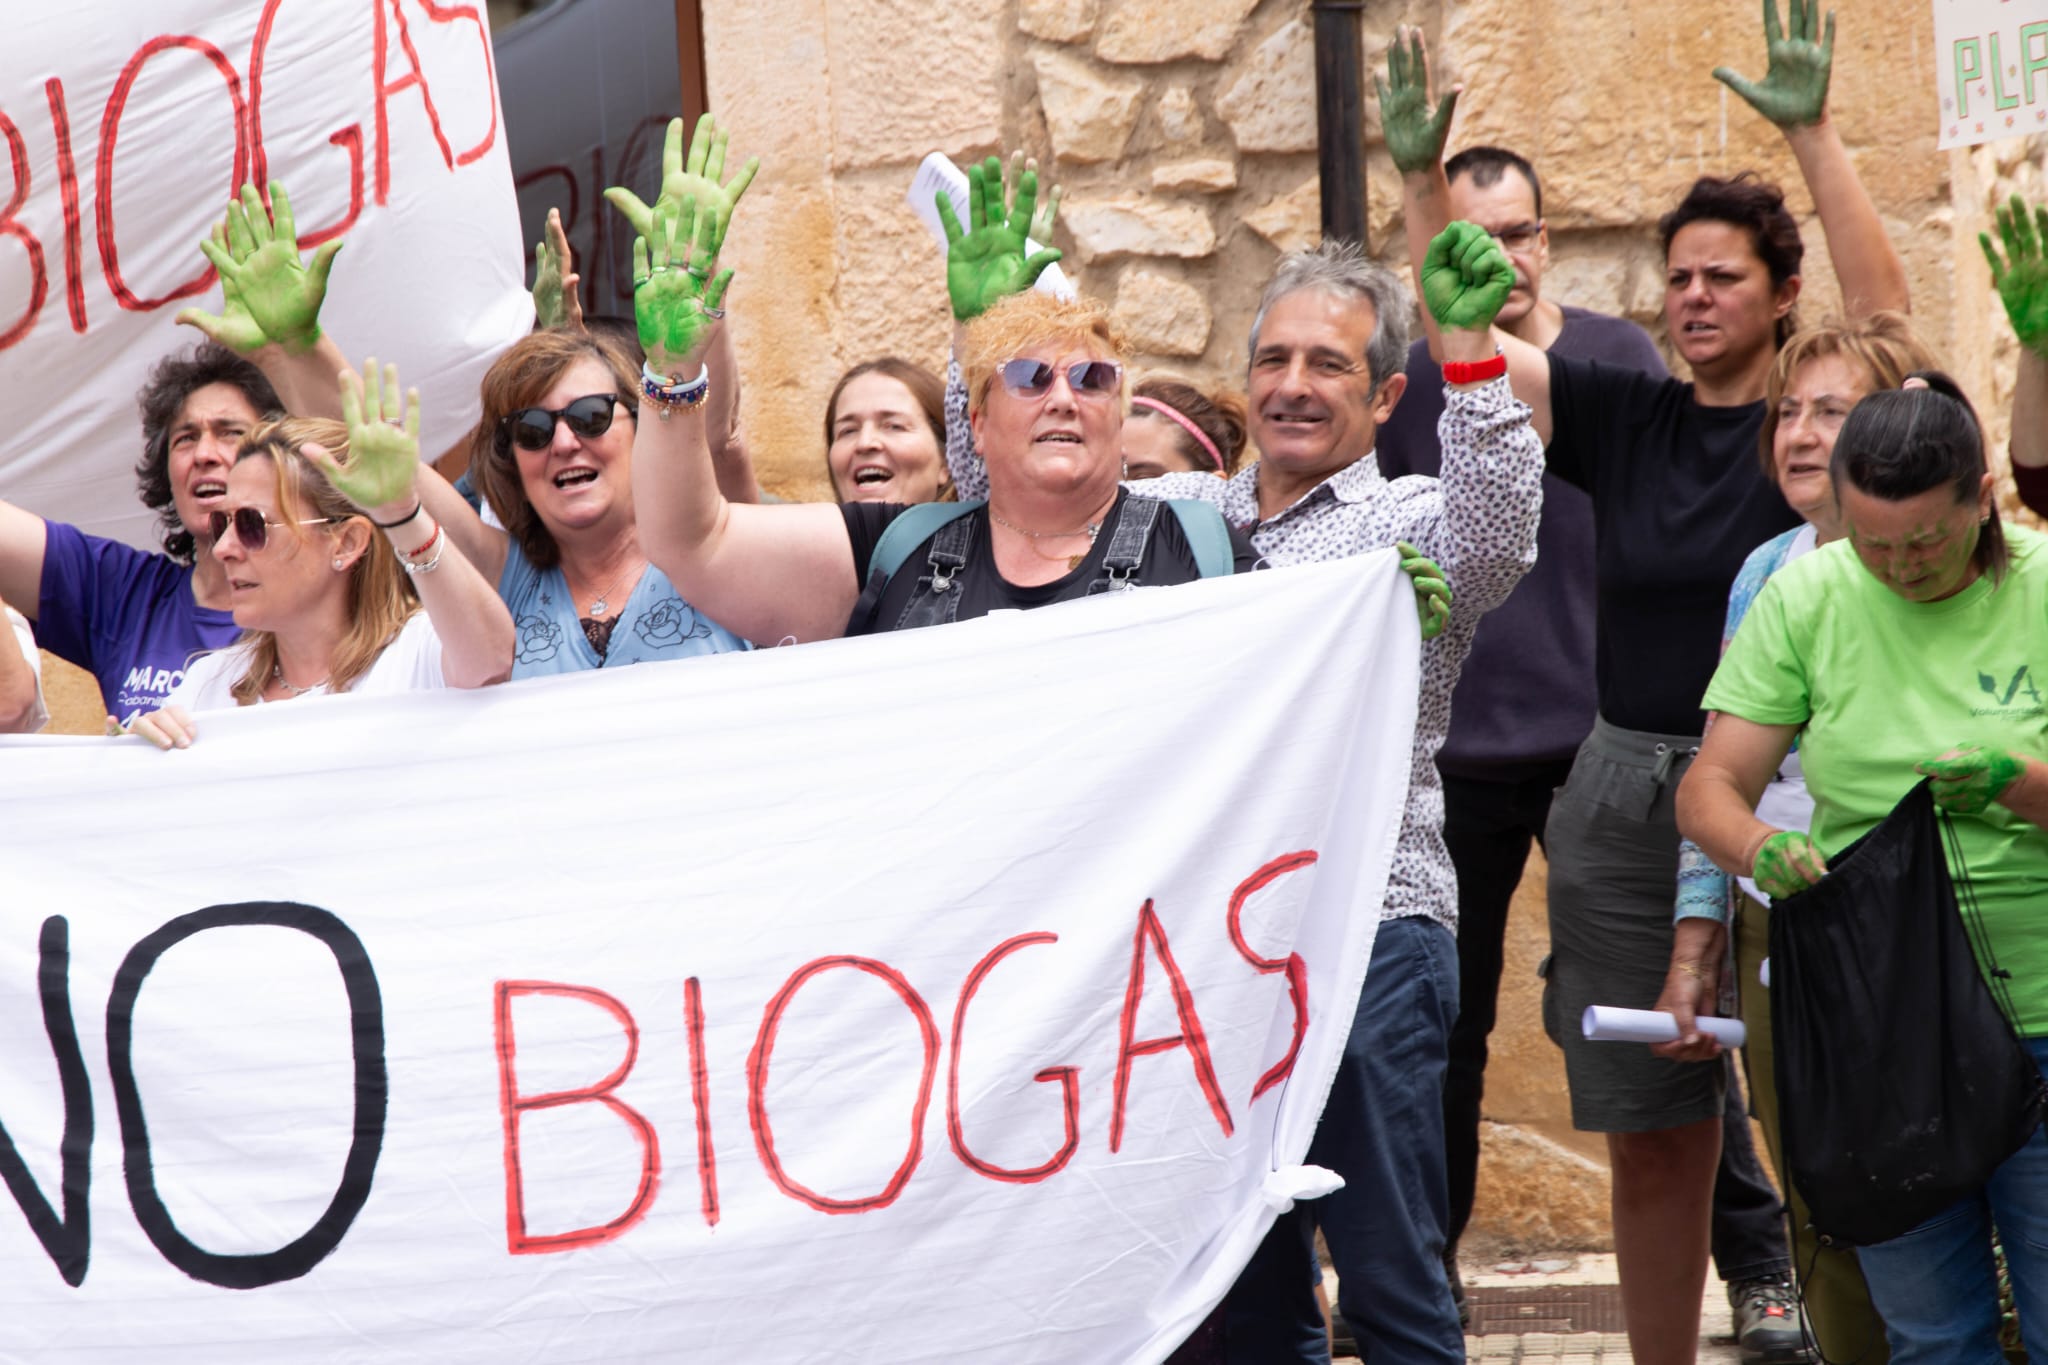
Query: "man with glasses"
1379 142 1810 1363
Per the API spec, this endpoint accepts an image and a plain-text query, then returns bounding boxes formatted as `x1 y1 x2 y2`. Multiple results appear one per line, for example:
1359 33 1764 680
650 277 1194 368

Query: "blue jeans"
1225 917 1465 1364
1855 1035 2048 1363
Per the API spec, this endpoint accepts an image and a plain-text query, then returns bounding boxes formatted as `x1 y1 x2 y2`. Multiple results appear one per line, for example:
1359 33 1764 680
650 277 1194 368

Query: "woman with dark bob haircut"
407 328 749 677
1675 373 2048 1359
824 357 951 505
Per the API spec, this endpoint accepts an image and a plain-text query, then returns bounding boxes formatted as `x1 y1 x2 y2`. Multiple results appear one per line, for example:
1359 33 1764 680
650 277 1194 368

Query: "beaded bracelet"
642 361 711 419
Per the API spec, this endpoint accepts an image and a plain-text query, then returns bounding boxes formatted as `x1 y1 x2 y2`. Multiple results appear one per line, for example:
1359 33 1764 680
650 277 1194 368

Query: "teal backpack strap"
1167 499 1236 578
865 500 983 586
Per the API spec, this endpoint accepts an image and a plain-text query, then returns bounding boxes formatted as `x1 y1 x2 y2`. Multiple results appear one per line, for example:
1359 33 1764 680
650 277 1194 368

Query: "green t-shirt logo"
1977 664 2045 711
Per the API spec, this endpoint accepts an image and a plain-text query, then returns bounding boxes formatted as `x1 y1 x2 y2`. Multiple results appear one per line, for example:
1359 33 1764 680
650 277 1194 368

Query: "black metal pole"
1311 0 1368 249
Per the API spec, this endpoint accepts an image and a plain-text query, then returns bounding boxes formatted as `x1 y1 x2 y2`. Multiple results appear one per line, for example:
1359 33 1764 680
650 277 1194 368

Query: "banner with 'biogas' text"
0 2 529 547
0 557 1418 1364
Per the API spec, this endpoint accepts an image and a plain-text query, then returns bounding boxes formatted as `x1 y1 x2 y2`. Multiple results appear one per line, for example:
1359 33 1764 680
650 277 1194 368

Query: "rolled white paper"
1581 1005 1746 1048
907 153 1077 302
1760 957 1770 989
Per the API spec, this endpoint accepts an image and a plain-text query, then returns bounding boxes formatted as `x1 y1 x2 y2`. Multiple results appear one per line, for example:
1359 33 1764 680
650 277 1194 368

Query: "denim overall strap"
1086 496 1162 595
889 511 979 631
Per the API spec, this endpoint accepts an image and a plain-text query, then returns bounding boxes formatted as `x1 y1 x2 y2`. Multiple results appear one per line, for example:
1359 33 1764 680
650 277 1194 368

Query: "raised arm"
307 360 514 688
1381 30 1554 441
1982 195 2048 493
940 154 1064 502
605 113 762 504
631 204 855 645
1715 0 1908 316
179 181 350 420
1396 222 1545 620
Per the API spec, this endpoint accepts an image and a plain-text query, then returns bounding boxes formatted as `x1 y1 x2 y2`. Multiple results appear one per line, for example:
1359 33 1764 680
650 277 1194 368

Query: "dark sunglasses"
207 508 345 552
498 393 626 453
996 358 1123 401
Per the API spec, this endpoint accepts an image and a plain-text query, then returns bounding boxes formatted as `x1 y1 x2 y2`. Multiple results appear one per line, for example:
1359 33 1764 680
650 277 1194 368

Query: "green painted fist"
314 358 421 514
1752 830 1828 900
634 201 734 378
1397 540 1451 640
1982 195 2048 357
606 113 759 246
1714 0 1834 129
1915 745 2024 815
180 181 341 354
1375 27 1458 176
938 154 1062 322
1422 221 1515 331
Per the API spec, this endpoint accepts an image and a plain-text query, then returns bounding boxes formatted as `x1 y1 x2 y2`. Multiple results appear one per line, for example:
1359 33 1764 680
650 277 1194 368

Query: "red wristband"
1442 351 1507 386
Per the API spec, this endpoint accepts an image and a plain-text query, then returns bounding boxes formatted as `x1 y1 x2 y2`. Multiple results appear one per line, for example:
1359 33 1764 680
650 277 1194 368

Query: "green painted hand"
313 357 422 513
185 182 341 354
937 154 1062 321
1397 540 1452 640
605 113 760 245
531 207 584 332
1714 0 1833 129
1422 221 1515 331
634 201 735 377
1915 744 2024 815
176 222 267 352
1374 26 1458 176
1752 830 1828 900
1981 194 2048 357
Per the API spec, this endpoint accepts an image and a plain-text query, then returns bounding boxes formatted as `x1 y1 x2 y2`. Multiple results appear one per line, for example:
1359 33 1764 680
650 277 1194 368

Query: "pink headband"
1131 396 1225 473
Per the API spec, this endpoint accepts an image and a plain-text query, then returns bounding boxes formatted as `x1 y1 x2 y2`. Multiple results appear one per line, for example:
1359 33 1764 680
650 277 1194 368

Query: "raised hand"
531 207 585 332
605 113 760 245
1396 541 1452 640
178 222 269 352
1375 26 1459 175
181 182 342 354
634 201 735 378
1982 195 2048 357
1915 744 2024 815
1421 221 1515 331
1751 830 1828 899
1714 0 1833 129
311 358 422 516
937 154 1062 321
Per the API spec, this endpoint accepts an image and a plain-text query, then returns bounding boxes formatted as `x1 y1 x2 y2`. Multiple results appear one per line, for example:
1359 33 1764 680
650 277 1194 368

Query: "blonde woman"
115 363 513 748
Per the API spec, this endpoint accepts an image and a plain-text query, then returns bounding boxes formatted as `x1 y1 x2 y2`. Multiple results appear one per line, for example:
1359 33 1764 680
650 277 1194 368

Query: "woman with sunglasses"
626 199 1255 645
403 327 748 677
114 365 514 747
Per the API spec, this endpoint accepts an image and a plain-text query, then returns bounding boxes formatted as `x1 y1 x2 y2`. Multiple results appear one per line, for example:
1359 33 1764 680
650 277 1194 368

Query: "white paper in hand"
909 153 1076 302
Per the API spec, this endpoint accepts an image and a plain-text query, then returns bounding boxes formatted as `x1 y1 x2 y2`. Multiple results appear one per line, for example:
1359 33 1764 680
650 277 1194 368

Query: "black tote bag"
1769 780 2048 1247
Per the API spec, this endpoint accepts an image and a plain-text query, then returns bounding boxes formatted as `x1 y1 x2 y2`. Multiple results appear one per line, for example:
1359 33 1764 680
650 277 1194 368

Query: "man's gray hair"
1247 239 1414 390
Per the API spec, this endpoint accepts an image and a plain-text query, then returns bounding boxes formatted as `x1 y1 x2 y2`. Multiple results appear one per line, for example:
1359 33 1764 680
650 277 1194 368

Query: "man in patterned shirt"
945 207 1544 1358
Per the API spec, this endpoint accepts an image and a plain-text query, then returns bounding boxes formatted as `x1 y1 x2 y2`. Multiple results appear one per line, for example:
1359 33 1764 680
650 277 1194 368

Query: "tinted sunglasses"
499 393 626 453
996 358 1123 401
207 508 345 552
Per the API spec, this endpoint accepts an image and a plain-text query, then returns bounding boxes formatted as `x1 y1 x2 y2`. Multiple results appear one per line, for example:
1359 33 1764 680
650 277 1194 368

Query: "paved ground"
1328 1254 1748 1363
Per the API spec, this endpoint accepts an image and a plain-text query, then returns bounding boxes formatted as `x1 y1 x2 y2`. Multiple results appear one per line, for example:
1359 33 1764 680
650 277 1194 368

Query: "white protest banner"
0 557 1418 1364
1935 0 2048 149
0 1 529 547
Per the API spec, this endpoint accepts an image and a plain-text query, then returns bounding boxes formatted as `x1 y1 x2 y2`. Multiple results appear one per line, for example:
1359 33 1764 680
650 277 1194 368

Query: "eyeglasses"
207 508 346 552
498 394 626 452
996 358 1124 401
1485 221 1544 252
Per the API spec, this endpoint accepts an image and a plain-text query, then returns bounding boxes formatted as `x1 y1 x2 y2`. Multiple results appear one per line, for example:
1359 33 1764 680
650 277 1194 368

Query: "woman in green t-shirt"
1672 377 2048 1360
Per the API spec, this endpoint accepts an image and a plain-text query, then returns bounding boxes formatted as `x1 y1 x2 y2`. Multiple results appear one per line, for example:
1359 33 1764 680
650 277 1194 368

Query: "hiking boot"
1729 1278 1813 1364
